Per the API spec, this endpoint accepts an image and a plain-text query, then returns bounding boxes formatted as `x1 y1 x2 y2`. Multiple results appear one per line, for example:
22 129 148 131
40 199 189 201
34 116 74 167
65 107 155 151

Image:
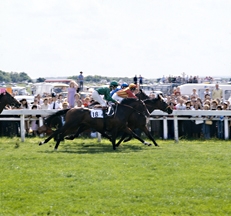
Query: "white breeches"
91 90 107 106
112 93 124 102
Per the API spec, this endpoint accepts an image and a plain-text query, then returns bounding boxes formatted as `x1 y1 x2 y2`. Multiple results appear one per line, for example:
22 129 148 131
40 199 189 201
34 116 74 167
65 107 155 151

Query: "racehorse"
38 98 150 150
116 94 173 147
0 90 21 113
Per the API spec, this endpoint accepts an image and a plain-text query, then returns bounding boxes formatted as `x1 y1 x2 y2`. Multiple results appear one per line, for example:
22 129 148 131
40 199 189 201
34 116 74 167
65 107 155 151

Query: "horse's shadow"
37 141 149 155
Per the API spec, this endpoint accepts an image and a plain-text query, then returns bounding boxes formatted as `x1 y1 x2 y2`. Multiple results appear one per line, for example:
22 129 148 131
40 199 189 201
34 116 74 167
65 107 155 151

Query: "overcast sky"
1 0 231 79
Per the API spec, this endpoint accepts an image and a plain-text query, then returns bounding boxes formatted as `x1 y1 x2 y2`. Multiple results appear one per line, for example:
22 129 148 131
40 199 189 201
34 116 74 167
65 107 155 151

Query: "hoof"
65 136 74 140
39 142 43 146
143 141 151 146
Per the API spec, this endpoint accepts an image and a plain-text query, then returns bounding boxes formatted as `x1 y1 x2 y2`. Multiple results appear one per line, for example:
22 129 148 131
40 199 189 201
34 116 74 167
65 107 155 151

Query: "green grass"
0 137 231 216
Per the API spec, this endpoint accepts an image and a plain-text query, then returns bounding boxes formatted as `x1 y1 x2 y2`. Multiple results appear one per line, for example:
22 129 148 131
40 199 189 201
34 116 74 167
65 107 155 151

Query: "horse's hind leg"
116 133 130 147
65 125 87 140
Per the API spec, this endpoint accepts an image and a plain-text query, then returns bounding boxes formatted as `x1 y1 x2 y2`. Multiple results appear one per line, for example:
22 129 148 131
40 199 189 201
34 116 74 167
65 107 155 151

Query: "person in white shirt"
48 93 62 110
40 98 49 110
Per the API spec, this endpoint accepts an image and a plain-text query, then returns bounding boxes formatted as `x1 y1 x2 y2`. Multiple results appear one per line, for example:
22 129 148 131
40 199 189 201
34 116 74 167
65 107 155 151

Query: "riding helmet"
121 82 128 88
110 81 118 87
129 83 137 89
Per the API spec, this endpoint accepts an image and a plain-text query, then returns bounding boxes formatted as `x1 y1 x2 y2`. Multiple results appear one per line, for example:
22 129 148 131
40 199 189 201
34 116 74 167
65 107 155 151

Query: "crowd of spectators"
1 79 231 140
149 83 231 140
160 75 214 84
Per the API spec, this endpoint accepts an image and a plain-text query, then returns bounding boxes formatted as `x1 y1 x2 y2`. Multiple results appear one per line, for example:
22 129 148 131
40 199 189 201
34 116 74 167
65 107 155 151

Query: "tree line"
0 70 32 83
0 69 136 84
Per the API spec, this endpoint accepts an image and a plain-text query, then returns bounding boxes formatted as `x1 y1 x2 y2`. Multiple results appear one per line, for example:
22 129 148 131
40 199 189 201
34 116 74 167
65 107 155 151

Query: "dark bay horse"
0 90 21 113
39 98 150 150
116 94 173 147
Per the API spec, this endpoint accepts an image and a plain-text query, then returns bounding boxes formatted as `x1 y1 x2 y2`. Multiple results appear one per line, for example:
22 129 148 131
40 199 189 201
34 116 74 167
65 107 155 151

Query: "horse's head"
1 91 21 108
135 89 149 100
37 124 54 135
144 94 173 114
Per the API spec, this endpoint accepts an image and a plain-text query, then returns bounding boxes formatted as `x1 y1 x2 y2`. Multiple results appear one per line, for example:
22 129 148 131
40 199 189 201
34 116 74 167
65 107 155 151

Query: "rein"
119 102 148 117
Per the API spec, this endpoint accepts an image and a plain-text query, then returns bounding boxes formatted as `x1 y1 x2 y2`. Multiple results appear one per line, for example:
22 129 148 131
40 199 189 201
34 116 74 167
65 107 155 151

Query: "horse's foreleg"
139 125 159 147
39 130 58 145
123 127 152 146
54 139 61 151
110 130 118 150
39 125 66 146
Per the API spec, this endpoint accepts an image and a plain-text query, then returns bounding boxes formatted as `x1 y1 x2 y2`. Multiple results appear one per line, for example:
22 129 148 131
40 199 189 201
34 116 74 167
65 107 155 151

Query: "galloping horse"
0 90 21 113
116 94 172 147
39 98 150 150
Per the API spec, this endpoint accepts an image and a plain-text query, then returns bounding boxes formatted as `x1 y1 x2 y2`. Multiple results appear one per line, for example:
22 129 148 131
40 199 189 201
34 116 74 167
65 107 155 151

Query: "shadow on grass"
37 141 154 154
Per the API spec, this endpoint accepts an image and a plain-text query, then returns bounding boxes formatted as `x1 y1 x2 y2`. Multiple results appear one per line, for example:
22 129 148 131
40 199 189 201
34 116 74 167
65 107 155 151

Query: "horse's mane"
120 98 139 105
143 94 163 103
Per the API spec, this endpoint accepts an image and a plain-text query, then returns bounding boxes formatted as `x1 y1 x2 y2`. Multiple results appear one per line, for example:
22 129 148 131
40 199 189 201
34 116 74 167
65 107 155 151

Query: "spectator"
202 104 212 139
203 88 211 98
74 93 83 107
31 98 41 109
133 75 138 85
40 98 49 110
78 71 84 91
62 101 69 109
83 97 91 107
20 98 30 135
203 94 211 103
30 105 39 136
36 94 43 105
216 105 224 139
57 94 64 106
67 80 78 108
139 75 143 85
48 93 62 110
212 83 223 101
190 88 199 99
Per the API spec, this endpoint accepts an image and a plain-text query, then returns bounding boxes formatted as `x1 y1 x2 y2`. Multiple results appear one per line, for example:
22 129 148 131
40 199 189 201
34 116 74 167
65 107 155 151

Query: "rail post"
174 115 179 142
224 117 229 140
20 114 25 142
163 116 168 139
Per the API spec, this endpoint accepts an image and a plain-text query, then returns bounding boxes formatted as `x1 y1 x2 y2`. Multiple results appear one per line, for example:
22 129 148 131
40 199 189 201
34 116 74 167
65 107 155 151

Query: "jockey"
112 83 137 102
110 82 129 96
91 81 119 107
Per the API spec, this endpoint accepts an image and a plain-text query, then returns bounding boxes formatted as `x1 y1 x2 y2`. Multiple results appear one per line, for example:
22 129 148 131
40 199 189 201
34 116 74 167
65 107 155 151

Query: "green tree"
36 77 46 82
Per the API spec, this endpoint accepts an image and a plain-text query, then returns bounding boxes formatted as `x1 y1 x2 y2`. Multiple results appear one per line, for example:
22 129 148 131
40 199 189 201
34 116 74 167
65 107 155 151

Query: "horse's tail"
45 109 70 125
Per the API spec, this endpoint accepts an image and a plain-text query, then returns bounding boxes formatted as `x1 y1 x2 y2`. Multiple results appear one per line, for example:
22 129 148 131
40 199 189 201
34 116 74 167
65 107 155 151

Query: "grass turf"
0 137 230 215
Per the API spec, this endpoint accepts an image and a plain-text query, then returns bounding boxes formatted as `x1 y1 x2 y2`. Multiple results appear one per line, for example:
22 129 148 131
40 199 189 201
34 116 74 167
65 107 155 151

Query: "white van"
179 83 231 100
12 86 30 95
33 83 69 96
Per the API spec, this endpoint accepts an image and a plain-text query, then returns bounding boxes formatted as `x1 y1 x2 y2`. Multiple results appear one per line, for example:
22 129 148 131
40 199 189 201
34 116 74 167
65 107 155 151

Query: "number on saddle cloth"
90 109 104 118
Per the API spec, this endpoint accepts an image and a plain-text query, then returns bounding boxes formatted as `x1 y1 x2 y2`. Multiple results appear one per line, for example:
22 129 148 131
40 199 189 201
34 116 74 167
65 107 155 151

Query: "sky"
1 0 231 79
